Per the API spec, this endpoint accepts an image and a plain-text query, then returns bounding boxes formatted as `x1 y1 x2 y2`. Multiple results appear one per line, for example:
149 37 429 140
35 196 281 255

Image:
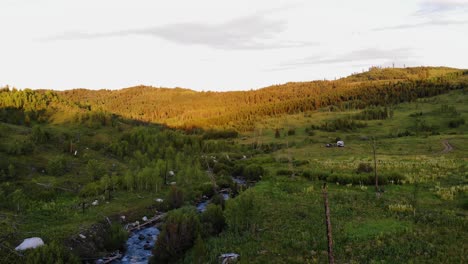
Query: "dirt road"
441 140 453 154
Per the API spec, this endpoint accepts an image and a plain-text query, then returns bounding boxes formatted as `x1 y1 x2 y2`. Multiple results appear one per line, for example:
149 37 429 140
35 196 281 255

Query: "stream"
111 191 232 263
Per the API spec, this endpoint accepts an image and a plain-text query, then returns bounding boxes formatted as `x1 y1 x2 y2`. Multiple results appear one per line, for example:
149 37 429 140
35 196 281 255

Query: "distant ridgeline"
1 67 467 131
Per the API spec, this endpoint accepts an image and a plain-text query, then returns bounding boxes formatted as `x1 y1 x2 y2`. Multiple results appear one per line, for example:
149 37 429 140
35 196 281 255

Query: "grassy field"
181 90 468 263
0 89 466 263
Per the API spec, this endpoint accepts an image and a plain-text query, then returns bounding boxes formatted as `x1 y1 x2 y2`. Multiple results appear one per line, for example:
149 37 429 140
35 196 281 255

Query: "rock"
92 200 99 206
142 216 148 222
155 198 164 203
138 234 145 240
219 253 240 264
79 234 86 239
143 244 152 250
120 215 126 221
170 182 176 185
15 237 45 251
169 170 175 176
242 155 247 159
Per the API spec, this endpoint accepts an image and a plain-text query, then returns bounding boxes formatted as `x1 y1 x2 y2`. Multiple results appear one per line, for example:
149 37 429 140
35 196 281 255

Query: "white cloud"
0 0 467 91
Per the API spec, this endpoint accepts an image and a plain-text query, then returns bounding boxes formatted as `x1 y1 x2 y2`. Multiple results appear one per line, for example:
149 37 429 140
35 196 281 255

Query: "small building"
337 141 345 147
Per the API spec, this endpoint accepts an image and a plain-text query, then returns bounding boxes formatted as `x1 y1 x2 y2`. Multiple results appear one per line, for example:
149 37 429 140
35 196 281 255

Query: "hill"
58 67 467 130
0 66 467 263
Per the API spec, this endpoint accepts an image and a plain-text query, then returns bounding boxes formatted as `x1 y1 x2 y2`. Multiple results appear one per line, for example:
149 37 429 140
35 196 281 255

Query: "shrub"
274 129 281 138
7 139 34 155
30 125 50 144
200 204 225 236
211 193 226 210
202 130 238 140
243 164 264 181
47 155 68 176
104 223 128 251
25 241 80 264
152 207 201 263
277 169 293 176
293 159 309 166
448 118 465 128
199 182 215 198
167 185 184 209
225 191 259 234
356 163 373 173
302 170 330 181
287 128 296 136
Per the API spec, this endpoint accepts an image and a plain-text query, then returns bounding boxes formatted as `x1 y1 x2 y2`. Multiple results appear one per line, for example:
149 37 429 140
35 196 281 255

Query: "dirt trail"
441 140 453 154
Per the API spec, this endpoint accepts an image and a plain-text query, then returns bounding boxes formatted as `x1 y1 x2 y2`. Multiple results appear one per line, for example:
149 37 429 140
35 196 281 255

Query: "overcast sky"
1 0 467 91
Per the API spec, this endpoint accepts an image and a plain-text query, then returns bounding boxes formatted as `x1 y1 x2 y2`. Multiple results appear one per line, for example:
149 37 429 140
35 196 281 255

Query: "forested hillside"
55 67 468 130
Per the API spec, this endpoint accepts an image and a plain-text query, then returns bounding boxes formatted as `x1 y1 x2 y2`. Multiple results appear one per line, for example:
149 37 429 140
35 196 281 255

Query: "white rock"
92 200 99 206
155 198 164 203
120 215 126 220
242 155 247 159
142 216 148 221
170 182 176 185
15 237 44 251
79 234 86 239
169 170 175 176
220 253 240 264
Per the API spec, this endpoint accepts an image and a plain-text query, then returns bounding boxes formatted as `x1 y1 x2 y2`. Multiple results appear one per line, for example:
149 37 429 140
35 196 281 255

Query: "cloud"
43 14 317 50
273 48 413 70
372 18 468 31
416 0 468 15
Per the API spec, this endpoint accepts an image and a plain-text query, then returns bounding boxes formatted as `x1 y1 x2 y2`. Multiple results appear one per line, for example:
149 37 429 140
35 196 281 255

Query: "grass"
1 90 467 263
181 90 468 263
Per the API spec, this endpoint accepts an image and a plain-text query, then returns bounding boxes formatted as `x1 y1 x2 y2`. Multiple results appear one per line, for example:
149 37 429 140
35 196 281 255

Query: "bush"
287 128 295 136
199 182 215 198
293 159 309 166
448 118 465 128
356 163 373 173
152 207 201 263
324 172 405 185
202 130 238 140
104 223 128 251
277 169 293 176
200 204 225 236
47 155 68 176
243 164 264 181
302 170 330 181
30 125 50 144
7 139 34 155
25 241 80 264
225 191 259 234
167 185 184 209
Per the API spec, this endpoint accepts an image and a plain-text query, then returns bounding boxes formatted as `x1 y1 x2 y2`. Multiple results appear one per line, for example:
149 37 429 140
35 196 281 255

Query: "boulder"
92 200 99 206
155 198 164 203
143 244 152 250
142 216 148 222
219 253 240 264
15 237 44 251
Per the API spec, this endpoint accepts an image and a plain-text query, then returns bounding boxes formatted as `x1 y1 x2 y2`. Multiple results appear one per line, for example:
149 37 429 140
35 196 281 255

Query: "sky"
1 0 467 91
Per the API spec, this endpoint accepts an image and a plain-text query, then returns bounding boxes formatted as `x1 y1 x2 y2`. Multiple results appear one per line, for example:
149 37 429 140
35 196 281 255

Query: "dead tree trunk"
322 183 335 264
164 160 168 185
372 137 379 193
